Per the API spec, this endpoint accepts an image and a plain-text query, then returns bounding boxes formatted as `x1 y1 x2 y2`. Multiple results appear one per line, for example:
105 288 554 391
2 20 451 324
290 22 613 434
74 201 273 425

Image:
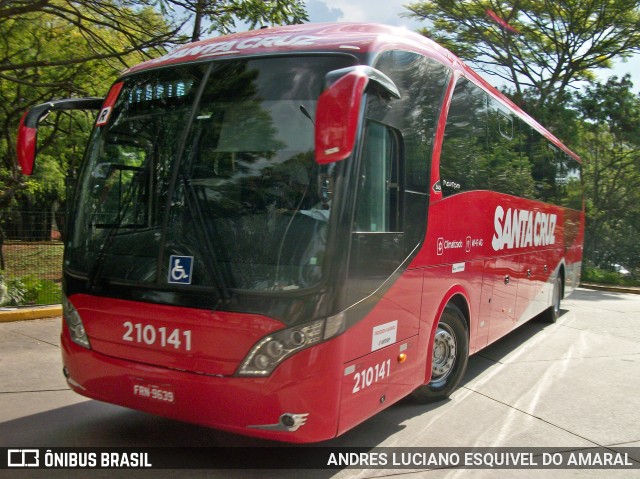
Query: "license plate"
132 380 175 403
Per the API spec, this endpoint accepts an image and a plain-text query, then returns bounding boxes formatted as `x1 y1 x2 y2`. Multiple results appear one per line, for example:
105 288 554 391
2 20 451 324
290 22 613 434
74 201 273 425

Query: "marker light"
62 294 91 349
237 313 345 377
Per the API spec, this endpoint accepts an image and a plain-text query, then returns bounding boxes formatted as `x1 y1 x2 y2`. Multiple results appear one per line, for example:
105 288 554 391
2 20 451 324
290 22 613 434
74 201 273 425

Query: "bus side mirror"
16 97 104 175
315 66 400 165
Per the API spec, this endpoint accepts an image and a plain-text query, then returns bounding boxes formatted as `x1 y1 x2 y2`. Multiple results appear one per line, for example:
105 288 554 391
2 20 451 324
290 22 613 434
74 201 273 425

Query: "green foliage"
154 0 308 41
405 0 640 282
405 0 640 108
574 75 640 272
0 277 24 306
0 1 178 213
1 275 61 306
578 75 640 144
0 242 64 306
581 267 640 287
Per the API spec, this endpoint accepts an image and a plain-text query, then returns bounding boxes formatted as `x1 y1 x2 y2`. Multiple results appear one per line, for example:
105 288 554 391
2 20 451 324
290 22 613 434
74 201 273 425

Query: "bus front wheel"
412 303 469 403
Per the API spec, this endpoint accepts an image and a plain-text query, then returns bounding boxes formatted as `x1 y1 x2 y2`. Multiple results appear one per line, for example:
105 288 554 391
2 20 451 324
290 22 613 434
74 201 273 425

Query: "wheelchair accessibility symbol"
168 255 194 284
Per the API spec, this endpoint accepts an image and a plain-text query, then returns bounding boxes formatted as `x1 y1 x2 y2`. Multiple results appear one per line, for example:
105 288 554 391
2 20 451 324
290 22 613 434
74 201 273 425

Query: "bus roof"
124 22 581 163
125 22 456 74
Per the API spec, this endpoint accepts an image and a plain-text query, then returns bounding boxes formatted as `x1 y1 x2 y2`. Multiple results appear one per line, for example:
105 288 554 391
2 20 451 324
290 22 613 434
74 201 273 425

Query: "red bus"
17 23 583 443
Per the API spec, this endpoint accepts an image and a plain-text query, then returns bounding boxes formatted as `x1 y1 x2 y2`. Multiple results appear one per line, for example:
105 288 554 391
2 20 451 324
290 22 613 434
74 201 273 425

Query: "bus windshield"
67 55 354 294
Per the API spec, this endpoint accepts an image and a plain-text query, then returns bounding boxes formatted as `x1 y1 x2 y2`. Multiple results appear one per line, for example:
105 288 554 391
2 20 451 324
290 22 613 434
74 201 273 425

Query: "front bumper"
61 323 344 443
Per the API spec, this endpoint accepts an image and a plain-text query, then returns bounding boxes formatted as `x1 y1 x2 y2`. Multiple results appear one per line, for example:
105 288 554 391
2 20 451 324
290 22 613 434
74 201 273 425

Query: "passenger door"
349 121 404 285
340 119 421 433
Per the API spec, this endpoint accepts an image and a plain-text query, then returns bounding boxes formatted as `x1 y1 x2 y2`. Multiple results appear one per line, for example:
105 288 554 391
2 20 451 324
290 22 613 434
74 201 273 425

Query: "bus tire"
543 275 562 323
411 303 469 403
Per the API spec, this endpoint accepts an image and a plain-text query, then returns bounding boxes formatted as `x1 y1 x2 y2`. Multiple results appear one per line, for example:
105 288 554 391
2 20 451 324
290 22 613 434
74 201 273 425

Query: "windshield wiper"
180 175 231 303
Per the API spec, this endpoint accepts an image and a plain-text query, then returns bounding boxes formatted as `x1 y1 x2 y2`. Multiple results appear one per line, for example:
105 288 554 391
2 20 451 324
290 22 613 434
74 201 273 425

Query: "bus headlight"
62 294 91 349
237 313 345 377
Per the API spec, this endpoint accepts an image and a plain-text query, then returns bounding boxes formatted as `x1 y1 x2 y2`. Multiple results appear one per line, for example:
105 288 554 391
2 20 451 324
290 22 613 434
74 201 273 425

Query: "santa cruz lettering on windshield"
492 205 557 251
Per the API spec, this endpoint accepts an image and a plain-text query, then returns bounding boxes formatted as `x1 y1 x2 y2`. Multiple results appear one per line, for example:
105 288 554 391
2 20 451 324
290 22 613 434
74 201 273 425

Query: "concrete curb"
0 305 62 322
579 283 640 295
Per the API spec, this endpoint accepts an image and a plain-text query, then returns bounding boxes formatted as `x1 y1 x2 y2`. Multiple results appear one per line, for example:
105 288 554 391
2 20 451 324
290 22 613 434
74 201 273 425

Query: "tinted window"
485 97 535 197
439 77 488 196
440 78 582 210
353 121 400 233
521 121 582 209
373 51 450 246
348 51 449 294
69 55 356 292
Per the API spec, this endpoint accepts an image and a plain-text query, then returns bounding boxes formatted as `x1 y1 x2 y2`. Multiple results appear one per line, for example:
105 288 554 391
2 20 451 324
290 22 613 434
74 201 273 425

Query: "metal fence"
0 209 63 307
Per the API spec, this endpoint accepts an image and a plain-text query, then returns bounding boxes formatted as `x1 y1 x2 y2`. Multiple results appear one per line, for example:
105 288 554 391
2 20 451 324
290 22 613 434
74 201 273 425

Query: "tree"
0 1 181 79
574 75 640 269
0 1 180 212
154 0 308 42
404 0 640 109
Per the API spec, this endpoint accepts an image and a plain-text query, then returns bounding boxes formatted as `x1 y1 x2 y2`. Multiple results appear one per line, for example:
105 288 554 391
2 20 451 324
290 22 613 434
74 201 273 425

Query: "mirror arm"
17 97 104 175
324 66 401 100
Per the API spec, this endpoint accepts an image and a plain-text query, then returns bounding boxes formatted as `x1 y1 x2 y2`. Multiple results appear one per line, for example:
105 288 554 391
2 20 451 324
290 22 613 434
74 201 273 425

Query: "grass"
1 241 63 306
3 241 64 281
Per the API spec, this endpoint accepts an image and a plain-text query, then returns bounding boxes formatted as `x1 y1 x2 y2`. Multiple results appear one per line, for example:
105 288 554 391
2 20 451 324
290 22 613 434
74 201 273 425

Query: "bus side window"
524 122 582 209
485 98 530 197
561 154 583 210
439 78 488 196
353 121 400 233
349 120 404 280
373 50 450 251
526 122 548 200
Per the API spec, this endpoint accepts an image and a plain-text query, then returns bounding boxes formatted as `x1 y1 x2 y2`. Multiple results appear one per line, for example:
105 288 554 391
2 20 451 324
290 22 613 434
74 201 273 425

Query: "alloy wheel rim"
432 323 456 381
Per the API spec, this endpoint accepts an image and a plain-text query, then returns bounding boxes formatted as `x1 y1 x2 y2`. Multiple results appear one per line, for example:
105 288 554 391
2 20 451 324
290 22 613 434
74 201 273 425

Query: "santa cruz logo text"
147 35 321 66
492 205 557 252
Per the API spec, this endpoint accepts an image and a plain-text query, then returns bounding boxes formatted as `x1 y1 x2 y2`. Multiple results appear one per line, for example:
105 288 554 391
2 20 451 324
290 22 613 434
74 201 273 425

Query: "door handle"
504 275 510 285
